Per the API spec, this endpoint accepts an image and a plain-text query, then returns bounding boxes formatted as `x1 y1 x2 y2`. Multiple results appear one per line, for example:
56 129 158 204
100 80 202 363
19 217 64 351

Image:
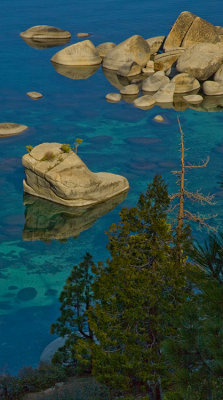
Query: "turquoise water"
1 0 223 374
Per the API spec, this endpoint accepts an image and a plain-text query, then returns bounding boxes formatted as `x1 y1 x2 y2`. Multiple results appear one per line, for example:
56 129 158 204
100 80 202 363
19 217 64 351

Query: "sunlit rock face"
22 143 129 207
0 123 28 137
20 25 71 40
51 40 102 66
103 35 150 71
22 191 128 241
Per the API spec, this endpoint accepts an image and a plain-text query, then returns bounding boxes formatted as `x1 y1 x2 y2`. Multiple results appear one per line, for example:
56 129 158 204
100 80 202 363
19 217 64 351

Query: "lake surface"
0 0 223 374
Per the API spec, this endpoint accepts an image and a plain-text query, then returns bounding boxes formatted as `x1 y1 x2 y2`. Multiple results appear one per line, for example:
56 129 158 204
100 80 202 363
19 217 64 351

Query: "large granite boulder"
23 191 127 241
103 35 150 70
22 143 129 207
20 25 71 40
172 73 200 93
134 95 155 109
117 61 141 77
51 40 102 66
176 43 223 80
164 11 196 51
181 16 220 48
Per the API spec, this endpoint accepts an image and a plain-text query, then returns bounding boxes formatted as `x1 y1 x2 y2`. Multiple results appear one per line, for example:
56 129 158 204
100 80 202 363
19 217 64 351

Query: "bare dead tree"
169 116 216 238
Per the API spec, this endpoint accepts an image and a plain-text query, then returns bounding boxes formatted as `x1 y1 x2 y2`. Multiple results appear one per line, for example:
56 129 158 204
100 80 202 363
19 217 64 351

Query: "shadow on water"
22 191 128 242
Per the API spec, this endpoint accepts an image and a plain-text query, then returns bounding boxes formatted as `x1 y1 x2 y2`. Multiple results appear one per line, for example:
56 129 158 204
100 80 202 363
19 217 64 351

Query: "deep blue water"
1 0 223 374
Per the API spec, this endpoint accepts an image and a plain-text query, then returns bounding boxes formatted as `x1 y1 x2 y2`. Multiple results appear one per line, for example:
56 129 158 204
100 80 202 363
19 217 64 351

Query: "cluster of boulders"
29 11 223 112
22 143 129 207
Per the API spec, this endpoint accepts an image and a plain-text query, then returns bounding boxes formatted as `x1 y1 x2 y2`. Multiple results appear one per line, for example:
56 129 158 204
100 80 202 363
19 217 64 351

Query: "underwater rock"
106 93 121 102
51 40 102 66
40 337 67 363
16 287 37 301
22 191 128 241
103 35 150 70
22 143 129 207
51 62 100 79
20 25 71 40
0 123 28 137
153 115 165 122
27 91 43 99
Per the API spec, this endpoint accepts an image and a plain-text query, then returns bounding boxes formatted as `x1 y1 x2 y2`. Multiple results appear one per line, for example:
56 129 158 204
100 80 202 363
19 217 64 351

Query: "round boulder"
120 84 139 95
203 81 223 96
134 95 155 109
103 35 150 71
172 73 200 93
20 25 71 40
51 40 102 66
0 123 28 138
153 82 175 103
106 93 121 102
153 115 165 123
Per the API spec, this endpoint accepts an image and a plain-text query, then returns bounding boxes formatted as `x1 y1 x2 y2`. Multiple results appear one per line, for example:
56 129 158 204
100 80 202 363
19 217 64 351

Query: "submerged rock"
40 337 67 363
51 40 102 66
103 35 150 70
0 122 28 137
153 115 165 122
20 25 71 40
22 143 129 206
23 191 128 241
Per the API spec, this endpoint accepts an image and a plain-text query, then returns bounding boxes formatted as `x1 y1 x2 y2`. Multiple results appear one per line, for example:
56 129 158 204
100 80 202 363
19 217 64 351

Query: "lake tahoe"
1 0 223 378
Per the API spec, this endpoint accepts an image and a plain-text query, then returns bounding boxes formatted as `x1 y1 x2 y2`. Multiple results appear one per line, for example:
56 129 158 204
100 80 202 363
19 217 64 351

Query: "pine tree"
82 176 193 400
51 252 95 370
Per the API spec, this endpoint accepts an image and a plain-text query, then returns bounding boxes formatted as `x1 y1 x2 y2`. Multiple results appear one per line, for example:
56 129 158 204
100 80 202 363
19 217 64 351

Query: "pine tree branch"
184 190 215 205
184 210 217 232
185 156 210 169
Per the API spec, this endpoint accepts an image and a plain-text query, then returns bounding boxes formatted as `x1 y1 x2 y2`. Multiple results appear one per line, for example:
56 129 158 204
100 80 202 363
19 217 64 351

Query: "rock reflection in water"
21 37 71 49
51 62 100 80
22 191 128 241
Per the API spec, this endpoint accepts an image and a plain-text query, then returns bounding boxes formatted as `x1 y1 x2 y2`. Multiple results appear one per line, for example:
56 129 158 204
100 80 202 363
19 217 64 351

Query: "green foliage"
162 233 223 399
61 144 71 153
41 151 55 162
0 363 66 399
51 253 95 371
26 145 33 153
82 175 193 399
75 138 83 146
